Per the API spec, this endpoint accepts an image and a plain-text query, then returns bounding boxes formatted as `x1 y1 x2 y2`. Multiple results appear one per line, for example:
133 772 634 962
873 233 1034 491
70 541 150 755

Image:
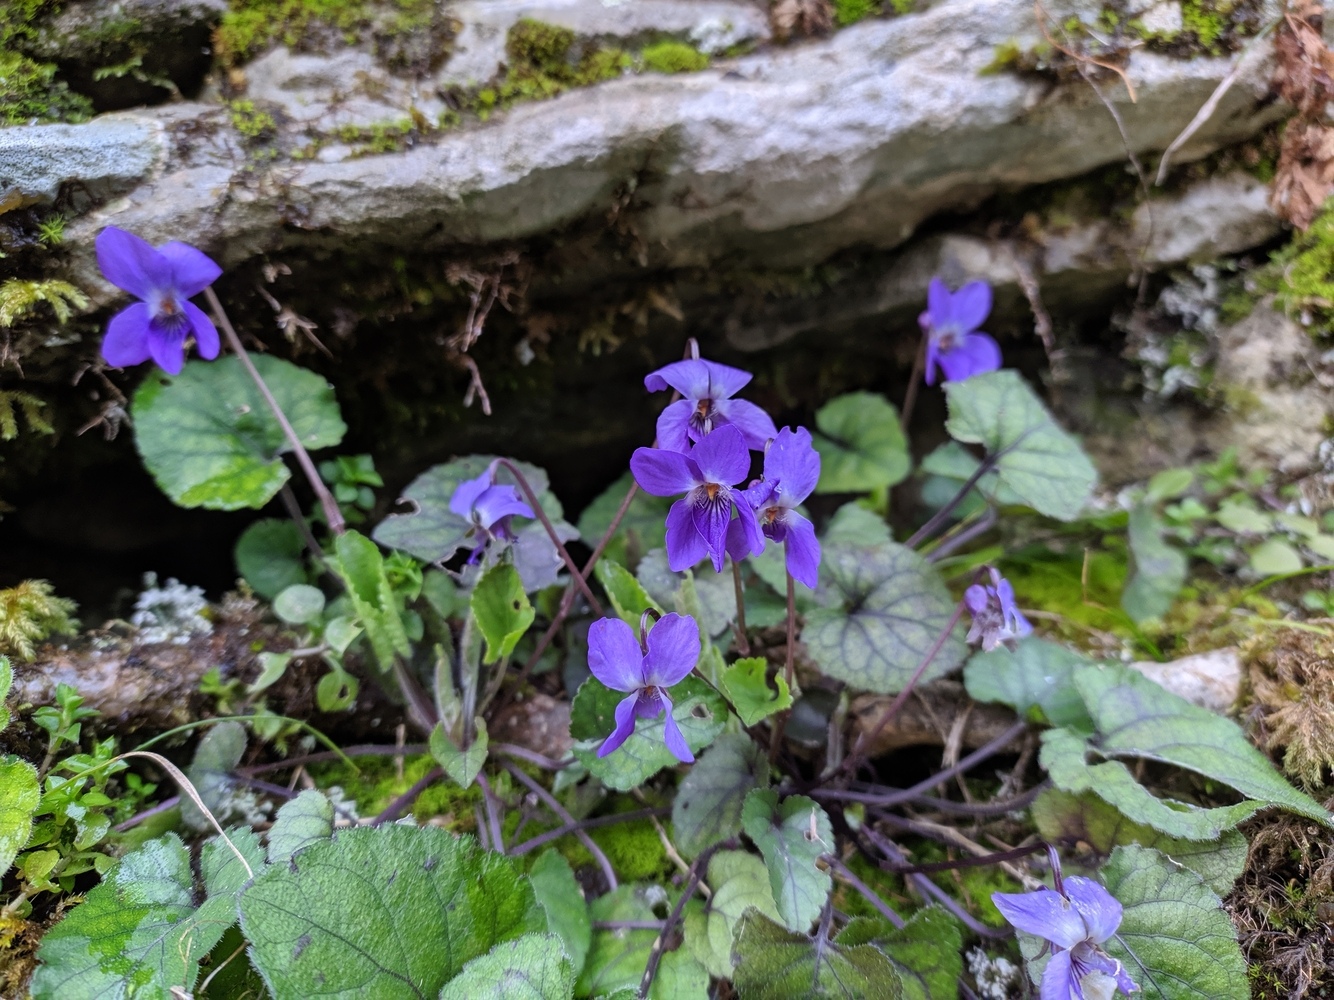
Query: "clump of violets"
920 277 1001 385
96 226 222 375
992 879 1138 1000
631 424 764 573
728 426 821 588
965 567 1033 652
645 357 777 453
588 612 700 763
449 466 534 563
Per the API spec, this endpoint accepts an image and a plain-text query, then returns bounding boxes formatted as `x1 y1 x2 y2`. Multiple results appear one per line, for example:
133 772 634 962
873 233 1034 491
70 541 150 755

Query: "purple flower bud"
95 226 223 375
992 879 1138 999
964 568 1033 651
630 424 765 573
920 277 1002 386
644 357 777 452
587 613 700 762
448 466 534 563
726 426 822 588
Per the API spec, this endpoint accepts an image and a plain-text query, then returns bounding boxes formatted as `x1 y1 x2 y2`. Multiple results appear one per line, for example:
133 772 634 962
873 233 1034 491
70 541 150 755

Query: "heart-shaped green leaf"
741 789 833 933
239 825 543 998
133 356 346 510
943 370 1096 521
672 733 770 858
803 541 965 694
812 392 911 494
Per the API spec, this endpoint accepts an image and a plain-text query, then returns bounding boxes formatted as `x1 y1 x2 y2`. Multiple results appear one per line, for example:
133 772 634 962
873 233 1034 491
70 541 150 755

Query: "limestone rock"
1129 647 1243 714
0 116 164 205
55 0 1283 292
1207 302 1333 475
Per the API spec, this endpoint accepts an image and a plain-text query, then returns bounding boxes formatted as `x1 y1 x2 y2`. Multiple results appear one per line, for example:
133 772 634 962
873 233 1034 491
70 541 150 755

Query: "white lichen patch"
131 572 213 645
967 946 1022 1000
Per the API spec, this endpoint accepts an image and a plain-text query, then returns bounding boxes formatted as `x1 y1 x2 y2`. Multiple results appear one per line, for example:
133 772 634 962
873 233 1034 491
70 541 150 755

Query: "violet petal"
588 616 646 692
642 612 699 688
100 302 153 368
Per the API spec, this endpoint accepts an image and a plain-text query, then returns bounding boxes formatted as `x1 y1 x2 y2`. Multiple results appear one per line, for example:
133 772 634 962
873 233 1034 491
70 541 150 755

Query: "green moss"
1272 208 1334 334
0 278 88 327
639 40 708 74
1180 0 1231 48
227 98 277 139
453 18 628 119
331 117 414 155
833 0 880 26
215 0 442 66
307 753 480 826
0 49 92 124
0 580 77 661
561 808 674 883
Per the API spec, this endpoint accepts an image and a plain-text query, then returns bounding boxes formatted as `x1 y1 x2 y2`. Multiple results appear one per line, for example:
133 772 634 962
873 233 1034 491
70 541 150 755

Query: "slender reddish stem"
204 287 345 535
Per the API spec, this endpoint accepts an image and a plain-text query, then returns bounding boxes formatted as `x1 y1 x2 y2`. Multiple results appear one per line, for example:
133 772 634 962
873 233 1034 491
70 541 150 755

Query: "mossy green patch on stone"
833 0 880 26
215 0 447 69
227 97 277 139
450 18 630 120
639 40 708 74
0 50 91 124
1272 208 1334 335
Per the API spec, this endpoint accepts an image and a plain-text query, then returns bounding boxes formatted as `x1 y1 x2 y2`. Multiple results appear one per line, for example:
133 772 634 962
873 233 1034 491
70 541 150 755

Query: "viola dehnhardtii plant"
96 226 222 375
992 878 1138 1000
588 611 700 762
644 356 778 452
630 423 764 573
728 425 822 588
449 466 535 563
920 276 1001 385
965 566 1034 651
22 254 1328 1000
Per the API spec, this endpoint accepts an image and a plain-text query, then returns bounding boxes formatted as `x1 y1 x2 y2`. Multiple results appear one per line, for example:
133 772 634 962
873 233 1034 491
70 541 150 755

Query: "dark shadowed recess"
0 224 1133 621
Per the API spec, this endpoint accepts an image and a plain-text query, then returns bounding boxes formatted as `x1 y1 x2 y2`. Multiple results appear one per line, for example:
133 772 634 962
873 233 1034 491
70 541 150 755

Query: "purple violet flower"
920 277 1002 386
588 612 700 762
95 226 223 376
630 424 765 573
645 357 778 453
992 878 1138 1000
964 567 1033 652
726 426 822 588
449 468 534 563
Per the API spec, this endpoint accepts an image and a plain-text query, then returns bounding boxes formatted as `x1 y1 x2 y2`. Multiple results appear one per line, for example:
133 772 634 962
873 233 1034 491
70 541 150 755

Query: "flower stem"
731 559 751 655
904 451 1001 550
833 597 966 780
639 843 719 998
768 572 798 764
900 330 926 433
494 458 604 617
503 760 618 891
204 287 345 535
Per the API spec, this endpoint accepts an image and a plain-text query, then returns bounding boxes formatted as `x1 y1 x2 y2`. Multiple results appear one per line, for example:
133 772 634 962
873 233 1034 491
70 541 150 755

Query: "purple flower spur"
587 612 700 762
644 357 777 453
96 226 223 375
920 277 1001 386
727 426 822 588
992 878 1138 1000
